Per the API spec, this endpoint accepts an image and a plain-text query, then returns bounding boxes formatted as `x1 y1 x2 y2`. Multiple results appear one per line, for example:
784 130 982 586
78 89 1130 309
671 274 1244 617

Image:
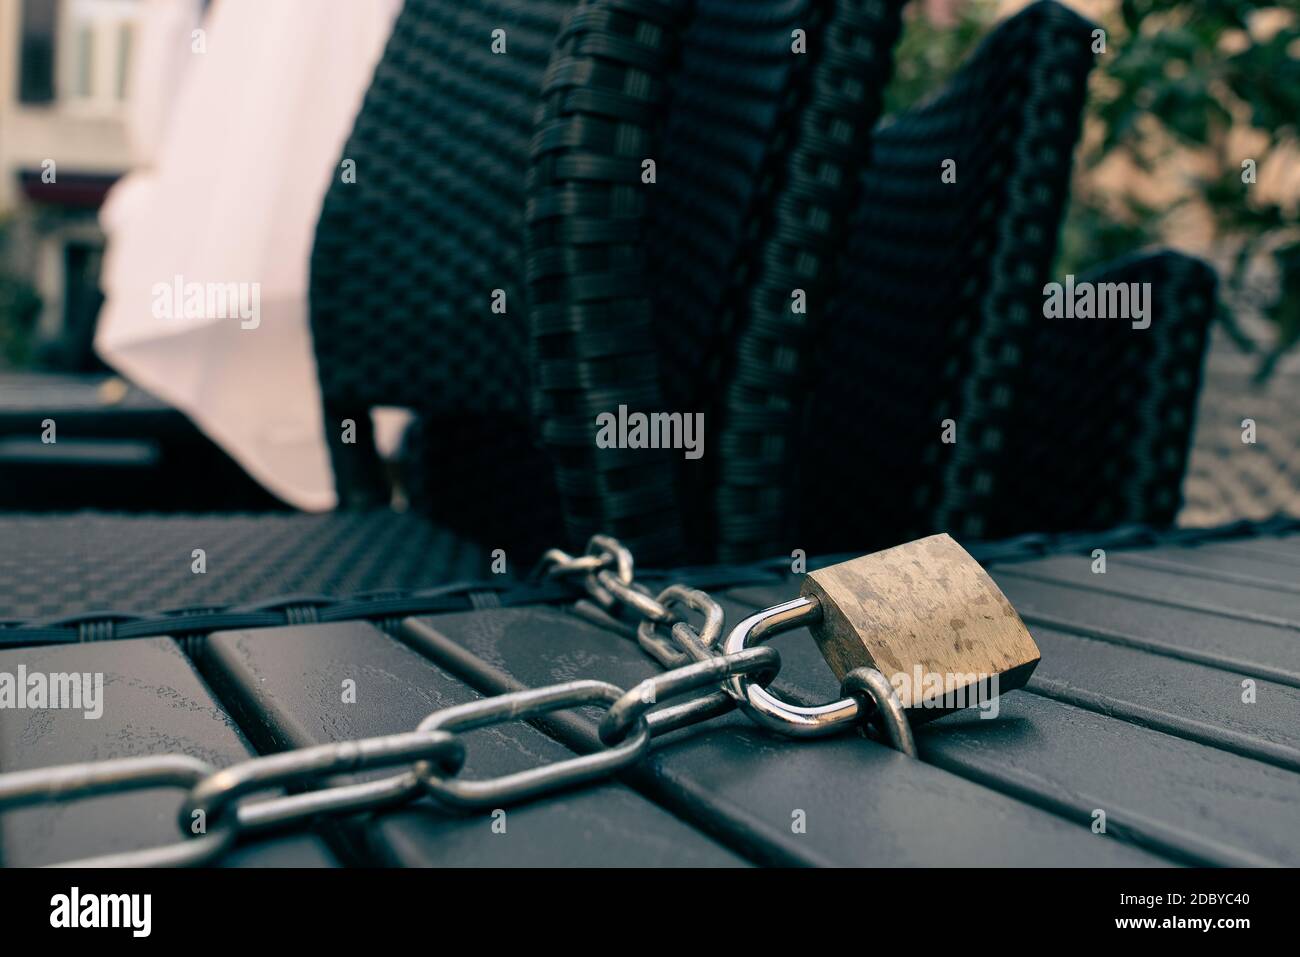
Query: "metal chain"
1 535 911 868
537 536 727 667
536 536 914 747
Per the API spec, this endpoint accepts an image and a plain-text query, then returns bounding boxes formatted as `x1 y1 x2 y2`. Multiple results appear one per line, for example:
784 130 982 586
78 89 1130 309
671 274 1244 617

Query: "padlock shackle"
723 596 914 753
739 595 823 644
723 596 863 737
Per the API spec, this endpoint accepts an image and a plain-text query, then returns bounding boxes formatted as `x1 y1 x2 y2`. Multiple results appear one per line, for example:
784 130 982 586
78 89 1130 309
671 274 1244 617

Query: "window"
73 23 95 99
115 22 133 100
18 0 58 104
58 0 141 112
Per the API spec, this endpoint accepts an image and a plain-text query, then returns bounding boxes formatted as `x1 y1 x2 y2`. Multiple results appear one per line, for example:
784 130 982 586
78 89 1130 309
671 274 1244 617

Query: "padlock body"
800 534 1039 723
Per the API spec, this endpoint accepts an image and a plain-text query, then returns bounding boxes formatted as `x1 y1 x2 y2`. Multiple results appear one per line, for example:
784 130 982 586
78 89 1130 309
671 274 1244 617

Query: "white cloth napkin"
96 0 402 509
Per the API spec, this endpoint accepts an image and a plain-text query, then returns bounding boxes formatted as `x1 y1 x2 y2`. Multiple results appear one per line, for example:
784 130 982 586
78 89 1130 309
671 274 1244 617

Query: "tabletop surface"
0 525 1296 866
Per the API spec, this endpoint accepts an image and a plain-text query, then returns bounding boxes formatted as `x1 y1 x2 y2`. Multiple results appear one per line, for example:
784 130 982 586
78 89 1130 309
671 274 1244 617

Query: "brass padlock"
723 534 1039 747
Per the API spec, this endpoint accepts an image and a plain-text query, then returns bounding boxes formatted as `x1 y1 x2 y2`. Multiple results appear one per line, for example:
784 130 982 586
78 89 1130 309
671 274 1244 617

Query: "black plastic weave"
311 0 575 417
309 0 578 547
4 513 1292 650
984 250 1216 535
0 511 487 622
645 0 818 420
706 0 906 560
527 0 908 562
527 0 692 561
802 1 1105 553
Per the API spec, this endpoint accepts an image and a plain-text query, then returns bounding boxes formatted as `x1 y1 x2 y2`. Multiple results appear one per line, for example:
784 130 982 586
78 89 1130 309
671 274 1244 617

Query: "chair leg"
323 404 388 508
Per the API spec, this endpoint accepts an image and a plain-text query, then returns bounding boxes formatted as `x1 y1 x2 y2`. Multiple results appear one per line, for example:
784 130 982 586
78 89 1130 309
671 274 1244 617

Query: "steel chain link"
1 535 911 868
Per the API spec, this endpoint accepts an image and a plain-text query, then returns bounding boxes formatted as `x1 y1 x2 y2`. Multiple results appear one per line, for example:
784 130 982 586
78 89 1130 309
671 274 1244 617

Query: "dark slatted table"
1 528 1297 866
0 638 339 867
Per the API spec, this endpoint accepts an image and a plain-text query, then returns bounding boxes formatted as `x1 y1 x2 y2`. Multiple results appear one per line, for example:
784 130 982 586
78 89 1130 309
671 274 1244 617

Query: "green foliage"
883 3 998 116
1089 0 1299 373
886 0 1300 376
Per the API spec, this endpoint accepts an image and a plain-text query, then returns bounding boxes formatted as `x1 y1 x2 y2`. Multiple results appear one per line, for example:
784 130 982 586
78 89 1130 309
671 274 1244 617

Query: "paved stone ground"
1180 330 1300 526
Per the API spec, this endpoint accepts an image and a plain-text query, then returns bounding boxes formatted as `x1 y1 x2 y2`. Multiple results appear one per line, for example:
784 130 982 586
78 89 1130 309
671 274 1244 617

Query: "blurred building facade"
0 0 139 369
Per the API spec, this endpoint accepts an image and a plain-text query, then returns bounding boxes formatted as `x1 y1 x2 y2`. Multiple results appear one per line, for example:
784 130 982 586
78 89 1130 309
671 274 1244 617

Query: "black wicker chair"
527 0 908 562
309 0 580 559
795 1 1216 555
